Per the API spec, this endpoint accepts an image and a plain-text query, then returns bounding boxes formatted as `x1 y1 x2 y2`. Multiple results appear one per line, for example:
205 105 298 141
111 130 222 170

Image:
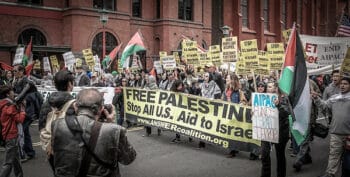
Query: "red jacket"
0 99 25 140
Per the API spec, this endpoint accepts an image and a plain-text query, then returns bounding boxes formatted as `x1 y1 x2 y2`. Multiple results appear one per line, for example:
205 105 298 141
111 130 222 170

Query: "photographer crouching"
51 88 136 177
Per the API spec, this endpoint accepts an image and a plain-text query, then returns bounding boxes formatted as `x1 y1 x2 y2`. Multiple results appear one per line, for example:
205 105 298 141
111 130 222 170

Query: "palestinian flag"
279 25 311 145
102 43 123 69
25 63 34 77
23 37 32 67
0 62 13 70
120 31 146 67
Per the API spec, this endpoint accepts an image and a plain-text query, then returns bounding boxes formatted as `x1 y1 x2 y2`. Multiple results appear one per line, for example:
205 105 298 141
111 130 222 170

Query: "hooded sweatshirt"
0 98 25 140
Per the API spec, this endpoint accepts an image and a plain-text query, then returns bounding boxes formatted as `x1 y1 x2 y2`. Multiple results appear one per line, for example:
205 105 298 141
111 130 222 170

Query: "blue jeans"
22 118 35 158
343 149 350 177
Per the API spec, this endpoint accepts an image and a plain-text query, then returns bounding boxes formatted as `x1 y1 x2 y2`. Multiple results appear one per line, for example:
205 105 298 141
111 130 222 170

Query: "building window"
17 0 43 6
263 0 269 31
92 32 118 59
93 0 115 11
132 0 142 17
156 0 161 19
241 0 249 28
281 0 287 29
178 0 193 21
18 28 46 46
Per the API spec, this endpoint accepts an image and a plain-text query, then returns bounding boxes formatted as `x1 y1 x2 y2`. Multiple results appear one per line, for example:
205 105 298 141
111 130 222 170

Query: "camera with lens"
98 104 113 122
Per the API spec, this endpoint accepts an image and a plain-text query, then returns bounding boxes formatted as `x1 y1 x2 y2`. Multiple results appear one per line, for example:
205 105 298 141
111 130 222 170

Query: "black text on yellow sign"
124 88 260 151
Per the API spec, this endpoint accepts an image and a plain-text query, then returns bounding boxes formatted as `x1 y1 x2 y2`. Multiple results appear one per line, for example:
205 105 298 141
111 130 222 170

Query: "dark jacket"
0 99 25 140
38 92 74 130
25 91 43 121
275 95 290 142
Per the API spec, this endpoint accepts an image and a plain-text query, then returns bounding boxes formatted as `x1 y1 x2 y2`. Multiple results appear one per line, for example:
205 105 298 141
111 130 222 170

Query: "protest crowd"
0 27 350 177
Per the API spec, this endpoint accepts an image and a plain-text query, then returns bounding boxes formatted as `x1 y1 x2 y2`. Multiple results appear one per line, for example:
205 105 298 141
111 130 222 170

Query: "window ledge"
264 31 276 36
242 28 257 34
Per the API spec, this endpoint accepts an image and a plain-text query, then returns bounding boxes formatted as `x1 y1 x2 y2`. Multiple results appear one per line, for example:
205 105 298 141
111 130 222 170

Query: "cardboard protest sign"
340 48 350 76
256 51 270 76
161 55 176 70
252 93 279 143
82 48 95 66
93 55 102 73
173 51 181 65
13 47 24 66
182 40 199 65
240 39 258 69
222 37 238 62
33 60 41 70
159 51 167 57
267 43 284 70
153 61 163 74
124 87 260 151
43 57 51 72
50 55 60 72
209 45 222 66
62 51 76 68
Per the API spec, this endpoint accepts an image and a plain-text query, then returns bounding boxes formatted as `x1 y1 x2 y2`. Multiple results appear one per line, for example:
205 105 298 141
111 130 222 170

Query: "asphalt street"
0 121 340 177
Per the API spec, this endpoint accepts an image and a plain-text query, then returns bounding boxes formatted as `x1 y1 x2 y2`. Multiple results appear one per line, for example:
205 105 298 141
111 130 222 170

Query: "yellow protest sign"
124 88 260 151
182 40 199 65
222 37 238 62
75 58 82 68
258 51 269 69
269 54 284 70
209 45 222 66
240 39 258 54
173 52 180 65
159 51 167 57
34 60 41 70
199 52 210 67
82 48 95 66
50 55 59 72
341 48 350 76
267 43 285 55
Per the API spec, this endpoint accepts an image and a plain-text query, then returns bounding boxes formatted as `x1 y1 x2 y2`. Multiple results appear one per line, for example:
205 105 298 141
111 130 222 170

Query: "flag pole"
335 6 346 37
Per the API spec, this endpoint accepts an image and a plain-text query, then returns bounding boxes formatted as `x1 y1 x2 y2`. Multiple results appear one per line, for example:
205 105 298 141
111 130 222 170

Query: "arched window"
17 28 47 46
92 32 118 59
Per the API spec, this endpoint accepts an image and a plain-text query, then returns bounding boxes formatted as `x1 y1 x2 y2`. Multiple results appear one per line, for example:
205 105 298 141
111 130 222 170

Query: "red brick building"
0 0 348 70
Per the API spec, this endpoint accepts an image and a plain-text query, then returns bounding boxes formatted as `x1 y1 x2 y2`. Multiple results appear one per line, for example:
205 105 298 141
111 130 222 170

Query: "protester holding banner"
292 79 321 172
200 72 221 99
113 78 127 127
260 82 290 177
158 73 169 90
223 73 256 158
312 77 350 177
75 66 90 86
143 75 161 136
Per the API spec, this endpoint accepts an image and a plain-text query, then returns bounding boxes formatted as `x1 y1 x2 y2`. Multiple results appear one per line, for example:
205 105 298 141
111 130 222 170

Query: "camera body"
98 104 113 122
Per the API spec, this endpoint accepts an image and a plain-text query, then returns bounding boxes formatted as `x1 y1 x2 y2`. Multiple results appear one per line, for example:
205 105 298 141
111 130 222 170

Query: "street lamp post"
220 25 233 72
220 25 232 37
99 9 109 59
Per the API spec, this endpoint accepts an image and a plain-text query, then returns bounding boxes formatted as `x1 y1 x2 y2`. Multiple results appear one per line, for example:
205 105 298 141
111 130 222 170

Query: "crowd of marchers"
0 63 349 177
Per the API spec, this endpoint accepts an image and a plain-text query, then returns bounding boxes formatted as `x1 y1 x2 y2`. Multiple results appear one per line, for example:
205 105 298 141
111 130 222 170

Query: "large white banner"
13 47 24 66
252 93 279 143
37 86 115 104
300 34 350 70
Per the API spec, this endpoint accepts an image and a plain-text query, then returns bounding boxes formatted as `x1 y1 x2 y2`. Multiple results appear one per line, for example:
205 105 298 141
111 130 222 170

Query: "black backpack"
0 101 12 147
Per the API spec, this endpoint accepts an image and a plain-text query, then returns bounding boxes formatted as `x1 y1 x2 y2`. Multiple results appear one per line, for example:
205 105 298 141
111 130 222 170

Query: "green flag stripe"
120 45 146 64
279 67 293 95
